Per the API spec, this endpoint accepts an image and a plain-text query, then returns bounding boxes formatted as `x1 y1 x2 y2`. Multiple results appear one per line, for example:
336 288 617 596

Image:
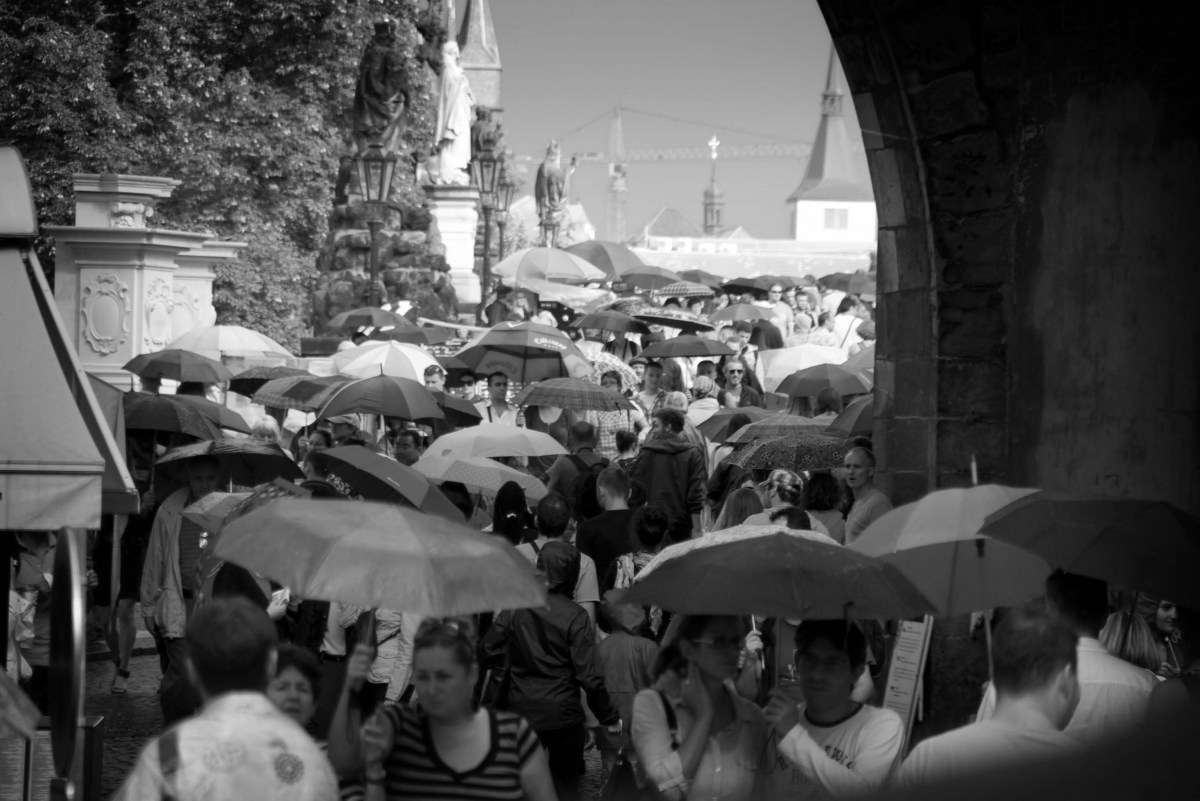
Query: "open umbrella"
252 375 348 412
980 494 1200 610
426 423 568 459
181 491 252 533
630 306 715 333
428 391 483 428
725 413 831 445
827 394 874 437
311 446 463 522
654 280 714 300
759 345 848 393
570 310 650 335
695 406 776 443
613 527 935 619
492 247 607 283
123 349 233 384
316 375 443 422
678 269 725 288
328 306 412 331
513 377 635 412
157 438 303 486
710 303 775 324
850 486 1048 617
777 363 872 398
586 351 640 394
371 325 454 347
728 429 847 472
564 240 647 278
214 499 546 615
621 266 678 292
333 340 440 381
122 392 220 440
640 336 734 360
721 276 775 295
456 321 592 384
167 324 291 360
172 395 252 434
414 454 548 501
228 365 312 398
842 343 875 378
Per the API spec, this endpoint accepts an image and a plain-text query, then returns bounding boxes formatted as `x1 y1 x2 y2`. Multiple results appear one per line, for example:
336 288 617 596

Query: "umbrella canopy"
631 306 715 333
586 351 640 394
426 423 569 459
640 335 734 360
721 276 776 295
252 375 349 412
980 494 1200 610
181 491 252 534
214 499 547 615
655 281 715 299
710 303 775 324
429 391 483 428
725 413 832 445
564 240 647 278
167 324 291 359
827 394 874 437
370 325 454 346
122 392 220 439
727 429 848 472
310 446 463 522
622 266 679 292
678 269 724 288
171 395 252 434
614 527 936 619
759 345 848 393
123 349 233 384
316 375 443 422
777 363 872 398
492 247 607 283
333 340 440 381
513 377 635 412
570 310 650 335
842 343 875 377
328 306 412 331
695 406 776 443
456 321 592 384
850 486 1049 616
157 438 303 486
414 454 548 501
228 365 312 398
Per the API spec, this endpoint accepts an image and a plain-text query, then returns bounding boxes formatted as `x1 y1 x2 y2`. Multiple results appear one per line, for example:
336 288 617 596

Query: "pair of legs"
537 724 587 801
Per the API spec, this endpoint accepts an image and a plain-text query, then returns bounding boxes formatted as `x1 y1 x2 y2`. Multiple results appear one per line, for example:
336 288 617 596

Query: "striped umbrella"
513 377 635 412
655 280 714 299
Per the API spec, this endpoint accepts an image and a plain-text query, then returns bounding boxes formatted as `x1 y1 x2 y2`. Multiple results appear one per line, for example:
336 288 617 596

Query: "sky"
453 0 866 241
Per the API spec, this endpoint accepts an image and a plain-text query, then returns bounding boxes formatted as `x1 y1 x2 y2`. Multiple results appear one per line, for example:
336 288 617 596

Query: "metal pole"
497 218 507 261
367 218 383 307
479 207 493 325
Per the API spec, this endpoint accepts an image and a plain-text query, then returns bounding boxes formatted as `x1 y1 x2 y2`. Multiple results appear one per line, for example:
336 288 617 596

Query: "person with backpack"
577 466 637 594
515 493 601 623
631 409 706 544
545 421 610 519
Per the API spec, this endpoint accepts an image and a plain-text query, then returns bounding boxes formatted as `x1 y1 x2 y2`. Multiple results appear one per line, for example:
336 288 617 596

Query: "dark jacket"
717 385 764 408
482 541 618 731
630 433 705 541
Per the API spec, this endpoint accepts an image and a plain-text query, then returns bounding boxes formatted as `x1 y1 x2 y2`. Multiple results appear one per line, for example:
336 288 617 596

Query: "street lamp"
470 136 502 323
354 143 398 307
495 167 517 260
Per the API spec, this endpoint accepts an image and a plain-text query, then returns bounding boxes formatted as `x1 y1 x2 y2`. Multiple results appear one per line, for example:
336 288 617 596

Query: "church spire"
457 0 502 110
703 136 725 236
820 46 844 118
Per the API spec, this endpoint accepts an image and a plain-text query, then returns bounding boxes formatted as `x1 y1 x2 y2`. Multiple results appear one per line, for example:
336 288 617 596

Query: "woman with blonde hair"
1100 610 1162 674
714 486 765 530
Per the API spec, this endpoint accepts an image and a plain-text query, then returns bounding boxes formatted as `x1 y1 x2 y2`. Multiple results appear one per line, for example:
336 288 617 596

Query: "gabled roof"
720 226 755 240
787 48 874 204
634 207 704 240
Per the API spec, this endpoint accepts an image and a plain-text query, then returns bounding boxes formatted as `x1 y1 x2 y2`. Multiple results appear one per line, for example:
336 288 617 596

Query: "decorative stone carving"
109 201 154 228
144 277 175 351
80 273 131 355
171 282 204 336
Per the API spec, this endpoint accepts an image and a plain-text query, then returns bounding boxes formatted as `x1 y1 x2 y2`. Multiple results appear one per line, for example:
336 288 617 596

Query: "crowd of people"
7 275 1196 801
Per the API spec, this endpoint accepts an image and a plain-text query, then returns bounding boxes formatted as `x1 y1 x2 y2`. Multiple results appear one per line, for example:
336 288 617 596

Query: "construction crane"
516 107 810 241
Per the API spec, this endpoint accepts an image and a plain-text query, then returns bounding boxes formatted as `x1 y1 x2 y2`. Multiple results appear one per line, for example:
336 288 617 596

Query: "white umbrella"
413 454 548 500
759 344 847 393
332 340 440 381
168 324 291 360
492 247 607 283
426 423 569 459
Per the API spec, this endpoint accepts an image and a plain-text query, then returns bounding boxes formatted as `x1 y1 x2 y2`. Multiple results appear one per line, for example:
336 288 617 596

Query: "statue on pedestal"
535 140 576 247
430 40 475 185
352 18 408 157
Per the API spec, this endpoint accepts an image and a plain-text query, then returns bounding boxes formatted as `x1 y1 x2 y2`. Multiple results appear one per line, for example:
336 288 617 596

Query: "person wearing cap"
687 376 721 427
328 414 361 446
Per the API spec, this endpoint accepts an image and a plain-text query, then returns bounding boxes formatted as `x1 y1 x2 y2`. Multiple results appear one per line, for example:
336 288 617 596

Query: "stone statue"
431 40 475 185
535 140 576 247
352 18 408 156
471 107 500 157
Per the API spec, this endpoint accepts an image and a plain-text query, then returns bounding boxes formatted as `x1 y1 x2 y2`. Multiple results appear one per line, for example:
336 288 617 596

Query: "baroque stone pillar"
174 238 247 335
424 184 481 311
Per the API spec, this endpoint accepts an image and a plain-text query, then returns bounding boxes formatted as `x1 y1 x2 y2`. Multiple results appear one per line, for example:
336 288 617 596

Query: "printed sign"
882 616 934 752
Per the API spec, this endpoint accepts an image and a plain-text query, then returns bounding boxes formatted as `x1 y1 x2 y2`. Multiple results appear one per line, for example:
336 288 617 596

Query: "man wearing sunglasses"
718 358 763 409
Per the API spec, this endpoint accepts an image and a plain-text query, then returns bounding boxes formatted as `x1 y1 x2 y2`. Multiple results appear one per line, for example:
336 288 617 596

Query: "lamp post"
470 136 502 324
495 167 517 261
353 143 398 308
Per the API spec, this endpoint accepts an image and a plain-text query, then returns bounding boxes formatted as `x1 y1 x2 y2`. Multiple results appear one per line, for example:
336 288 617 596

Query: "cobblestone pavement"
86 653 604 800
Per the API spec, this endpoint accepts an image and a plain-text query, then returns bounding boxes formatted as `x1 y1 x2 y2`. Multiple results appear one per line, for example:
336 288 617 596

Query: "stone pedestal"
174 239 248 334
424 184 481 308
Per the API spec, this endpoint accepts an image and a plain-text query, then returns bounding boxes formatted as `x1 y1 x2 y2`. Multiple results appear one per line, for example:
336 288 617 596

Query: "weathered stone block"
937 359 1006 420
876 229 899 294
891 7 975 78
888 416 934 474
896 225 932 291
936 418 1007 476
892 357 936 418
399 231 428 246
936 213 1011 287
909 72 989 138
926 133 1011 216
852 92 886 151
937 288 1005 358
867 148 907 228
887 469 932 506
883 288 932 358
981 50 1021 90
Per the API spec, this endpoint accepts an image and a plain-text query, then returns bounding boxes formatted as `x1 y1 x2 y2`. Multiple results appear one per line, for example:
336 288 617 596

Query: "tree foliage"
0 0 448 349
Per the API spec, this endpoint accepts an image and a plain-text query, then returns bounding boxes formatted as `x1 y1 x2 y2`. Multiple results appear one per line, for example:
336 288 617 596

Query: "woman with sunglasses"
331 618 556 801
631 615 768 800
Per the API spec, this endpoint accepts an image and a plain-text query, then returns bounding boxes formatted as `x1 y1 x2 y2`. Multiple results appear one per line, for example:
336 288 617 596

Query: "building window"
824 208 849 229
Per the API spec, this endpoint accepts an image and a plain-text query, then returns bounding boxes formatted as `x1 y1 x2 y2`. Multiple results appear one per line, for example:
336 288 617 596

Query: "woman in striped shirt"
354 618 556 800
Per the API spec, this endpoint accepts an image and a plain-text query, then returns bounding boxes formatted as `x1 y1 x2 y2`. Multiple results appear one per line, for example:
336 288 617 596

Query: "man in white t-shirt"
764 621 904 800
515 492 600 622
894 602 1082 791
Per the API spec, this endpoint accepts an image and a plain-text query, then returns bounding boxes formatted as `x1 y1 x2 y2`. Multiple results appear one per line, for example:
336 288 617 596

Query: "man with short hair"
764 620 905 800
455 371 480 402
718 357 763 409
732 320 758 371
116 598 336 800
474 370 523 426
516 493 601 621
975 570 1156 745
545 421 608 503
423 363 445 392
696 360 717 381
896 602 1081 789
141 456 221 724
636 360 667 417
630 409 705 543
392 428 423 466
766 283 794 336
576 466 636 594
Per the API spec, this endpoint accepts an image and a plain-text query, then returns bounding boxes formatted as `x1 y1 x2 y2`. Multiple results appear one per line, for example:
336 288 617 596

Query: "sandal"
111 667 130 695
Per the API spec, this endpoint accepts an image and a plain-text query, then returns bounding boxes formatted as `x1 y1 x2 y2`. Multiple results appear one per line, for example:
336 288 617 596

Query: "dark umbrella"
695 406 776 443
727 429 848 472
564 240 647 278
640 335 734 360
726 413 833 445
252 375 340 412
228 365 312 398
122 392 220 440
819 272 853 292
371 325 454 346
777 363 872 398
623 267 679 292
710 303 775 324
328 306 412 331
456 321 592 384
123 349 233 384
172 395 252 434
721 276 775 295
428 391 483 428
679 269 725 288
513 377 635 412
316 375 443 422
157 438 303 486
570 310 650 335
311 445 464 522
827 394 874 437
